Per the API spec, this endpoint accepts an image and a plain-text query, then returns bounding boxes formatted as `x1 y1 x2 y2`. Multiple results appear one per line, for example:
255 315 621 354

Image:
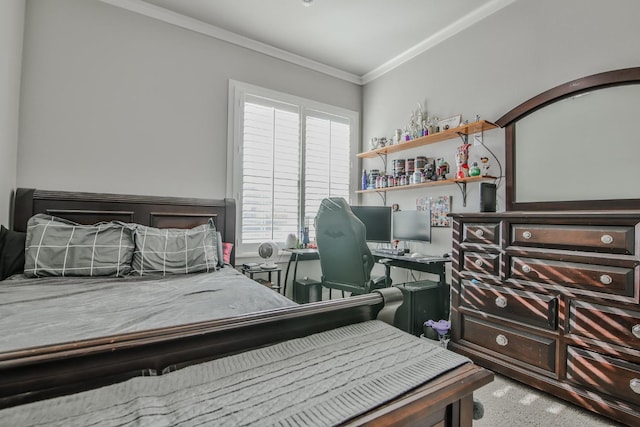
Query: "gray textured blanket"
0 267 296 353
0 320 470 427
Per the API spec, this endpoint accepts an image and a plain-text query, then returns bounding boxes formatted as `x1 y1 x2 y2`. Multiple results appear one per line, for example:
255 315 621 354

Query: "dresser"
449 211 640 425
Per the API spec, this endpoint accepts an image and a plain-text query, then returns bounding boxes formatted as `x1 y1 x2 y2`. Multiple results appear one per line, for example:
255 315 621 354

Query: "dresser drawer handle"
476 229 484 237
600 234 614 244
600 274 613 285
522 231 532 240
631 378 640 394
475 259 483 266
522 264 532 274
632 324 640 339
496 334 509 346
495 296 508 308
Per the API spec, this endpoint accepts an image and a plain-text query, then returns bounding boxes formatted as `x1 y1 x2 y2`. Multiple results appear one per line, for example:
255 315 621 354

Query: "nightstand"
241 266 282 293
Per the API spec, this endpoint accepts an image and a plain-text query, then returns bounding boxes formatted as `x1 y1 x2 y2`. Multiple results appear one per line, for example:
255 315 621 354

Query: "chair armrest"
374 258 393 288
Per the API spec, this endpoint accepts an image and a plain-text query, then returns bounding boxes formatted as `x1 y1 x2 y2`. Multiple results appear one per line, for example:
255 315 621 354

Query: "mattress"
0 267 296 353
0 320 471 427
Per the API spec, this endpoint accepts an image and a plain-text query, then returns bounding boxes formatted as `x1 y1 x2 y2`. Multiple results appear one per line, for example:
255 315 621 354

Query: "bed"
0 188 493 426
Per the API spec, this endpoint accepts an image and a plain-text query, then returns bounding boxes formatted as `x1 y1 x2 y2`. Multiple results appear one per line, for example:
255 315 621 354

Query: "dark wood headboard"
12 188 236 266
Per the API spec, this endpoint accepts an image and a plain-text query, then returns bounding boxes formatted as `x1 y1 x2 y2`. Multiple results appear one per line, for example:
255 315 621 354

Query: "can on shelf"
406 158 415 175
392 159 405 177
416 156 427 171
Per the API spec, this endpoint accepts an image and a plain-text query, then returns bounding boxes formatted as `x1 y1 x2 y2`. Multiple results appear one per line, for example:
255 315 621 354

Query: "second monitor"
392 210 431 242
349 205 392 243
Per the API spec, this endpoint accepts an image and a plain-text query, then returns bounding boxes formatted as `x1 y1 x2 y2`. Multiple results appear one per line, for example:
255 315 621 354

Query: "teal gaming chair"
315 198 391 296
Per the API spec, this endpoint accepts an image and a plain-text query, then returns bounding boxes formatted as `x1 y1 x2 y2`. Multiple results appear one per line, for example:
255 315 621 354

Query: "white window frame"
227 80 360 258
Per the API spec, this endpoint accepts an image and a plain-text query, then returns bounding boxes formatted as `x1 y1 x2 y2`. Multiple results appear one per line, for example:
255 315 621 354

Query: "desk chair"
315 198 391 297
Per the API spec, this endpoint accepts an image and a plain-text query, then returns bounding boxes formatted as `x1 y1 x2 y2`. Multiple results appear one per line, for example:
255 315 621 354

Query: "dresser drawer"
511 224 635 254
511 256 635 297
462 223 500 245
567 346 640 407
461 316 556 372
462 252 499 276
569 300 640 348
461 281 558 330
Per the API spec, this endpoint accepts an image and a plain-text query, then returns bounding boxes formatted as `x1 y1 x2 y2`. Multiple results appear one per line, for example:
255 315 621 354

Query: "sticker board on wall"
416 195 452 227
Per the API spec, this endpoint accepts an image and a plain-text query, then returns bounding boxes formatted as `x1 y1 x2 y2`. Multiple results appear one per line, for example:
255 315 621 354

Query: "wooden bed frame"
12 188 237 266
2 188 493 426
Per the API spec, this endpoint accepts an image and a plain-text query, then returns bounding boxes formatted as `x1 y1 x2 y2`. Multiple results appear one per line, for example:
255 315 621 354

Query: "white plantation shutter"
304 113 351 241
230 81 358 255
242 98 300 245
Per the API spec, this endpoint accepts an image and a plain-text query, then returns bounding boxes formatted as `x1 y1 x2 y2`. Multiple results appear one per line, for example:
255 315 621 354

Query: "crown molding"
99 0 515 86
98 0 363 85
361 0 517 84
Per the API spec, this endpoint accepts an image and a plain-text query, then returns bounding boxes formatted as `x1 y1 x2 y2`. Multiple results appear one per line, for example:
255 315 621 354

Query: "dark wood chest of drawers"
450 211 640 426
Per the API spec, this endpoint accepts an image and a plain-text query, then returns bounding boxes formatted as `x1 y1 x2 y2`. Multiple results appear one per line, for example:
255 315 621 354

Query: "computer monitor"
349 205 392 243
392 210 431 242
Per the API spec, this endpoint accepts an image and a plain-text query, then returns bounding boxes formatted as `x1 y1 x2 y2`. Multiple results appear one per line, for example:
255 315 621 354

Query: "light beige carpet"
473 373 625 426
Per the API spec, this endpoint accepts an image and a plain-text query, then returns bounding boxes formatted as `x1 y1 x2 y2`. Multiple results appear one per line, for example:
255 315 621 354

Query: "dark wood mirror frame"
496 67 640 211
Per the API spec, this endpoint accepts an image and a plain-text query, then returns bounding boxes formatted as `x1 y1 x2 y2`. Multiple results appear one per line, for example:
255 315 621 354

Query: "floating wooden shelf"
355 175 497 194
357 120 499 159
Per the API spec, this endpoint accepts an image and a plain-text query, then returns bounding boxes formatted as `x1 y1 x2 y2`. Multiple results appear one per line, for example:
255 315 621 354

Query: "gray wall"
13 0 640 255
0 0 25 226
17 0 361 200
361 0 640 257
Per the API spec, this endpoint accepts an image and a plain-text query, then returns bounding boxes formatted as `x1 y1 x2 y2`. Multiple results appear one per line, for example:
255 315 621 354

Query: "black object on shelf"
480 182 497 212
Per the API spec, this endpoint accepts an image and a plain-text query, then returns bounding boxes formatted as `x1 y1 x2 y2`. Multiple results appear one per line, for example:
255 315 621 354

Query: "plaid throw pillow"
24 214 135 278
132 219 218 275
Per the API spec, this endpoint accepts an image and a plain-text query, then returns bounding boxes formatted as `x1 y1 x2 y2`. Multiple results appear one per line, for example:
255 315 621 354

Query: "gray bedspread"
0 267 296 353
0 320 471 427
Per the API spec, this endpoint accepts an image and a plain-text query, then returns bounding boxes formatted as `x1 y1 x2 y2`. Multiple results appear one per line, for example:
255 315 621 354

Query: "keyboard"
374 249 405 256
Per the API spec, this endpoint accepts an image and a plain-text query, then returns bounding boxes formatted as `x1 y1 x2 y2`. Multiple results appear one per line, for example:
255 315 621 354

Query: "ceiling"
109 0 514 84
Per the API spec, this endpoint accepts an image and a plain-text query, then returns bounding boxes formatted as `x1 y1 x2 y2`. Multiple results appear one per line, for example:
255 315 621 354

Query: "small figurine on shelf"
436 158 449 180
480 156 491 176
455 144 471 179
415 103 425 137
424 160 437 181
469 162 481 177
395 128 403 144
408 111 417 139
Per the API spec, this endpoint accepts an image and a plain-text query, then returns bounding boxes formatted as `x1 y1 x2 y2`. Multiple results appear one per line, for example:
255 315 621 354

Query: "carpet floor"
473 373 626 426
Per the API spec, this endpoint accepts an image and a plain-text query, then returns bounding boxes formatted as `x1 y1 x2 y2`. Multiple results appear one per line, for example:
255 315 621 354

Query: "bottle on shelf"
362 169 367 190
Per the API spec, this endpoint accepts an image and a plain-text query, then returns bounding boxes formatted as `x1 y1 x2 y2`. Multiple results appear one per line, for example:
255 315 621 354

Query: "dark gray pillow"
0 225 26 280
24 214 134 277
132 219 218 275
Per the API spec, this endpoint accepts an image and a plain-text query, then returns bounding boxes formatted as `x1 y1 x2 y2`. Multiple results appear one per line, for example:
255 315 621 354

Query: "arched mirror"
496 67 640 211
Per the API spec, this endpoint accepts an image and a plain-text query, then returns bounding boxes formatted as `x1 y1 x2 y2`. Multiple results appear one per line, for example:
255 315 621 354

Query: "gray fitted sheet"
0 320 471 427
0 267 296 353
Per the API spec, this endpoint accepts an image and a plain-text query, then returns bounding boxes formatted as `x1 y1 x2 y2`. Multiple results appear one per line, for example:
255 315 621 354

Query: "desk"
372 252 452 335
282 248 320 296
371 251 451 288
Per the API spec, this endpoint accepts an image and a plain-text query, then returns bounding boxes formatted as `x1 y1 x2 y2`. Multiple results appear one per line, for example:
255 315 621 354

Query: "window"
228 81 359 255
